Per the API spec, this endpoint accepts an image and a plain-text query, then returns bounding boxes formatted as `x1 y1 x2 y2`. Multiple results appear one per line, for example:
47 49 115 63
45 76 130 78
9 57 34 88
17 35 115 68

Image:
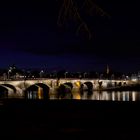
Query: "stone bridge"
0 78 131 98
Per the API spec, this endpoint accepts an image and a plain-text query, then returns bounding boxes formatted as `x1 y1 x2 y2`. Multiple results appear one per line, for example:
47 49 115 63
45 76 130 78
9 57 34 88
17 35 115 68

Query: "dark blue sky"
0 0 140 72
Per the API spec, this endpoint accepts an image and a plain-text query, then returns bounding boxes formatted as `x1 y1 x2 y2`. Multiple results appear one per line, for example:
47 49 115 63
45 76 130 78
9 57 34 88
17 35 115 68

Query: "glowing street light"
64 72 68 79
39 70 44 78
8 69 12 80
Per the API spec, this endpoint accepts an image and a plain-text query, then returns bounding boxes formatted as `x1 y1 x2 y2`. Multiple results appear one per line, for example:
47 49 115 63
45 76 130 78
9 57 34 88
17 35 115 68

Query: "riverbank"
0 99 140 139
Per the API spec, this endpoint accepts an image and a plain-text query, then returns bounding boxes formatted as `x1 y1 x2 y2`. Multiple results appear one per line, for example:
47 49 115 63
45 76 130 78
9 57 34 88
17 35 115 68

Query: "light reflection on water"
3 90 140 101
50 91 140 101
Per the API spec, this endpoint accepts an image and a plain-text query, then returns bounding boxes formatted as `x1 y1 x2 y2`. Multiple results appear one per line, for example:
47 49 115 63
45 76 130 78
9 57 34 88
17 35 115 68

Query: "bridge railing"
0 77 133 82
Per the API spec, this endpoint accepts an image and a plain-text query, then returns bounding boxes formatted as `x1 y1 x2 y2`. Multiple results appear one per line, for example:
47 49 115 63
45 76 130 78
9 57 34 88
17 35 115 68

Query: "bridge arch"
118 82 122 87
57 82 73 99
25 83 50 99
81 82 93 91
0 84 17 98
1 84 17 93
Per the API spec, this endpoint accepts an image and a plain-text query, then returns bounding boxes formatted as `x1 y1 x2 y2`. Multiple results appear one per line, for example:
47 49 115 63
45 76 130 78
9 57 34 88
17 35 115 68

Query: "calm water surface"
3 90 140 101
50 91 140 101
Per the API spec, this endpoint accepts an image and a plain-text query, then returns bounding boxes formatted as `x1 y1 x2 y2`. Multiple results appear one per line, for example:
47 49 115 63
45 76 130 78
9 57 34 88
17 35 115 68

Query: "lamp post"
8 69 12 80
100 74 103 79
39 70 44 78
3 73 7 80
84 72 87 78
22 69 26 80
64 72 68 79
111 74 114 80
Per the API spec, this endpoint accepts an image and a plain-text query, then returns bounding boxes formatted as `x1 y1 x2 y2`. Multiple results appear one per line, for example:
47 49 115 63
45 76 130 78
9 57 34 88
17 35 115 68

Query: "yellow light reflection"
74 93 81 100
38 87 43 99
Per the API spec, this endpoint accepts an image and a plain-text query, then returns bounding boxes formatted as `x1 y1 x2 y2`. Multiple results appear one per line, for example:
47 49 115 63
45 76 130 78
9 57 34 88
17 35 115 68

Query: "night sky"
0 0 140 72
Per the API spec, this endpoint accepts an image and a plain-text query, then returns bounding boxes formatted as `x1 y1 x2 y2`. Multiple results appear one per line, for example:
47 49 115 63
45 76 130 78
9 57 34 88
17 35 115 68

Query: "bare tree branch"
57 0 110 39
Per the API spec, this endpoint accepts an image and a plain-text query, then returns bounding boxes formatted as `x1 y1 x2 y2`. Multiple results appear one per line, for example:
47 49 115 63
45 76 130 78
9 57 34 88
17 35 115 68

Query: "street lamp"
8 69 12 80
64 72 68 79
111 74 115 80
39 70 44 78
84 72 87 78
22 69 26 80
3 73 7 80
79 74 82 79
100 74 103 79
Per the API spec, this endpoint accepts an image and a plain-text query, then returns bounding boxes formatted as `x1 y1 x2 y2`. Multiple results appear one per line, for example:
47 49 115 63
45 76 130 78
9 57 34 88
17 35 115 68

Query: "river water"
49 91 140 101
3 90 140 101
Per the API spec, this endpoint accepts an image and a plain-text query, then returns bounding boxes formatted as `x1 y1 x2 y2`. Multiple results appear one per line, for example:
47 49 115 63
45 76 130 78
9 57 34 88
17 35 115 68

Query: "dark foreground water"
0 99 140 139
1 91 140 139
